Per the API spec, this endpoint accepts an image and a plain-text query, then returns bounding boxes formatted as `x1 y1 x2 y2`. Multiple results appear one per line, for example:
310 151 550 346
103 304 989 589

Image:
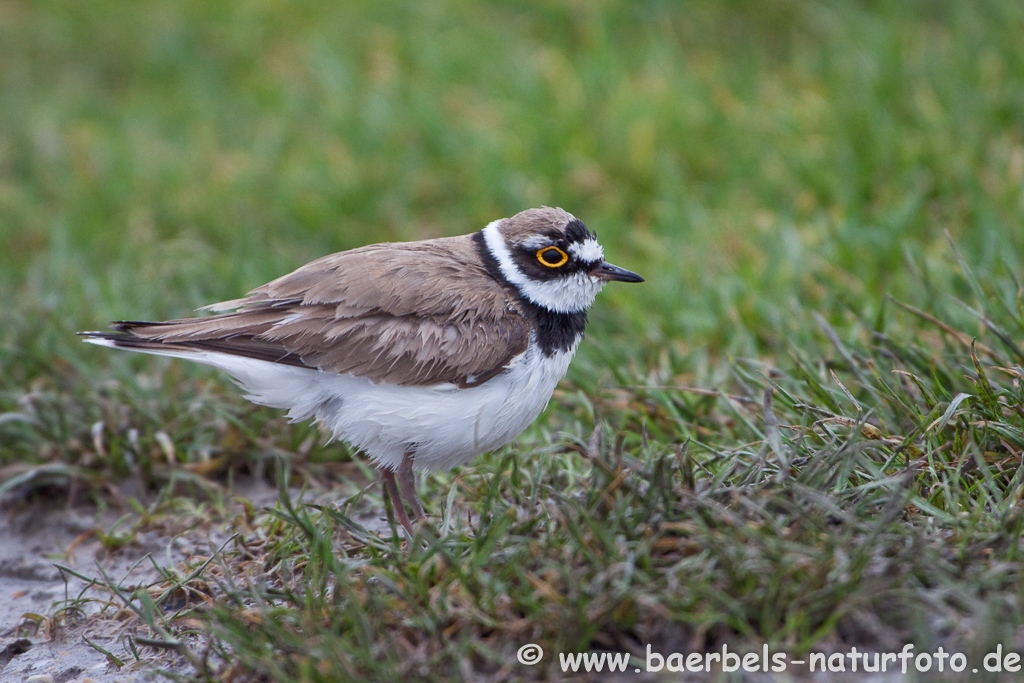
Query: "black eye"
537 246 568 267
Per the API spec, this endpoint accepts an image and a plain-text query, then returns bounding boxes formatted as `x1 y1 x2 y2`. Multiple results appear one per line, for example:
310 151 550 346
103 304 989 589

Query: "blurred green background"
2 0 1023 447
3 2 1024 676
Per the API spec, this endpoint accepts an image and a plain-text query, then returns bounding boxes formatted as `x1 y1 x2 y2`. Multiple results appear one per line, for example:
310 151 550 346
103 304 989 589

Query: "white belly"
130 339 577 472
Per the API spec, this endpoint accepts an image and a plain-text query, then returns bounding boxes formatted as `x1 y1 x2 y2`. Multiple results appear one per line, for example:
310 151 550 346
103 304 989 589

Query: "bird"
80 207 643 533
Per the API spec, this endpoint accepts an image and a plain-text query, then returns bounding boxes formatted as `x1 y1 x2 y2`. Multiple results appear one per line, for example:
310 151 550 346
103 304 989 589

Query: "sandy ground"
0 478 316 682
1 502 185 681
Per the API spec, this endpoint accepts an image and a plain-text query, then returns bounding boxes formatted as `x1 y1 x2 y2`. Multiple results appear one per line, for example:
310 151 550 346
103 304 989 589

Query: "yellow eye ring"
536 246 568 268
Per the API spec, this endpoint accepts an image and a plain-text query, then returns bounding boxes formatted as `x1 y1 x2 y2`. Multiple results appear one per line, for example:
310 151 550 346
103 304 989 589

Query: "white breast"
128 337 579 472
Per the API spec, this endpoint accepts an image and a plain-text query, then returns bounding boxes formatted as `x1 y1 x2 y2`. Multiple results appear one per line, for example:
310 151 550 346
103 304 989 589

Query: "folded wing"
83 236 531 388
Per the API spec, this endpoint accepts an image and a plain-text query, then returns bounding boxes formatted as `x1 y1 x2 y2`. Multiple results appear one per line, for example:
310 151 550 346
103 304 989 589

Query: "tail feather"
78 326 309 368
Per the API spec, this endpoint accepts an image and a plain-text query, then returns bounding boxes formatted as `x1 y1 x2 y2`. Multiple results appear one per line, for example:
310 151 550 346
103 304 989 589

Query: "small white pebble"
26 675 55 683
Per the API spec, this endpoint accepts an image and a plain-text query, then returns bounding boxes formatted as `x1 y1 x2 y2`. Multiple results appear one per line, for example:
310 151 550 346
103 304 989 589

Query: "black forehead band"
563 218 594 244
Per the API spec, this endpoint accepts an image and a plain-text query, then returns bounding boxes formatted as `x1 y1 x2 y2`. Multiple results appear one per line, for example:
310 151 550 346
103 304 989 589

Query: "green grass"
3 0 1024 680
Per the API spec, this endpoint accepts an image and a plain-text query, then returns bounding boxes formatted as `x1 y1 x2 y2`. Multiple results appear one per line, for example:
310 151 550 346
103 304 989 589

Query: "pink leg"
397 451 426 522
380 468 414 535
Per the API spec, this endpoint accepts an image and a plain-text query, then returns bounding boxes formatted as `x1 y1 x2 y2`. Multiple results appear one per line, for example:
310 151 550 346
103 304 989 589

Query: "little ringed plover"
81 207 643 532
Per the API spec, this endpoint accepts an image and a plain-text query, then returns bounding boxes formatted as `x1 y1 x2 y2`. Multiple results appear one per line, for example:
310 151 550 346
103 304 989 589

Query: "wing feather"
91 235 530 388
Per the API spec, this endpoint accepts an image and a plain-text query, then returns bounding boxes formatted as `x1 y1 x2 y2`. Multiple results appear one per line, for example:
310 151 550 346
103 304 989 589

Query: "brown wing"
94 235 531 388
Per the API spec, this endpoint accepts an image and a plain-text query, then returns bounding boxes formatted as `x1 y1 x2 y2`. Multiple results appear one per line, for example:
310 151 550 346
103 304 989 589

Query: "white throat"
482 220 605 314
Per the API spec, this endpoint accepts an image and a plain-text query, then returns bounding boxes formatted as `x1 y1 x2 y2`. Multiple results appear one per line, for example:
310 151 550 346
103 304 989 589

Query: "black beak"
591 261 644 283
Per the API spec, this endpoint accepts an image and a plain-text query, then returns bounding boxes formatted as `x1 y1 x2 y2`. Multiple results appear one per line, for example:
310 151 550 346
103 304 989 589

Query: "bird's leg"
380 468 414 535
397 451 426 523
